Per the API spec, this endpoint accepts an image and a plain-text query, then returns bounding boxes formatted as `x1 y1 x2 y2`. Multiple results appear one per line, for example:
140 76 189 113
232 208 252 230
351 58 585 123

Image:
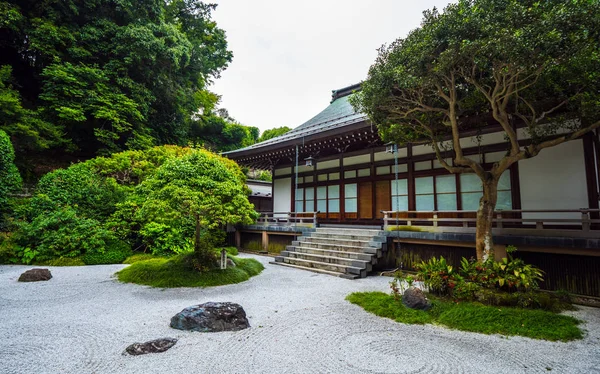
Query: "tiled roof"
223 84 367 156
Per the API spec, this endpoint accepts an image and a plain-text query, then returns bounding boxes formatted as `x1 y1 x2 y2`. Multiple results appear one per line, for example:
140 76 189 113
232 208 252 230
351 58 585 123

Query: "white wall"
519 140 588 221
273 177 292 216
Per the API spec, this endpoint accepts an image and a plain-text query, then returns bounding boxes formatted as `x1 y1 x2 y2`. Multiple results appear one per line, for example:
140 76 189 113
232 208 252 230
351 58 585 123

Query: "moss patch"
117 254 264 288
347 292 583 342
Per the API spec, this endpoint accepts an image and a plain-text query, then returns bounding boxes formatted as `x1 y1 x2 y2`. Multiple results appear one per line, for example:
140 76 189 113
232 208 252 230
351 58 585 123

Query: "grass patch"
36 257 86 266
117 253 264 288
346 292 583 342
122 253 162 264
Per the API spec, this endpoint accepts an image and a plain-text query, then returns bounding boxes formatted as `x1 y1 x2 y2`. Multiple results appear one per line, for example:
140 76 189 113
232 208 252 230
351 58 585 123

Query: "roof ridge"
331 83 361 102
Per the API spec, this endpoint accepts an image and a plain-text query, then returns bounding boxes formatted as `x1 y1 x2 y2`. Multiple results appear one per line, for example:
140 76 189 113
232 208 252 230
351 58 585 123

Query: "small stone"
227 259 236 268
402 287 432 311
125 338 177 355
170 302 250 332
18 269 52 282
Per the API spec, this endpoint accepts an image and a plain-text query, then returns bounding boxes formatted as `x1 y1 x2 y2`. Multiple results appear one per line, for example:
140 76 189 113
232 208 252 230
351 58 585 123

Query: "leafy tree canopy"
352 0 600 260
111 149 258 255
0 128 21 208
258 126 291 142
0 0 232 156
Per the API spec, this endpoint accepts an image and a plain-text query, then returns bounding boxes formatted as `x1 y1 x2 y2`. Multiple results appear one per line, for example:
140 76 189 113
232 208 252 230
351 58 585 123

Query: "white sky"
210 0 453 134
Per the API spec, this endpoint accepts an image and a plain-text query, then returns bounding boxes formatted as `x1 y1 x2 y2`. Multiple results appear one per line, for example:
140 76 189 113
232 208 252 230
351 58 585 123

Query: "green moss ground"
117 254 264 288
346 291 583 342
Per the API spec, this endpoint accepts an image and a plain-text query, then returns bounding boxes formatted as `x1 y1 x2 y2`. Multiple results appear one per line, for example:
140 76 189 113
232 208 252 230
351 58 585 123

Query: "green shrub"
82 242 132 265
123 253 160 264
12 206 116 263
218 247 238 256
0 129 22 223
37 257 86 266
414 256 455 296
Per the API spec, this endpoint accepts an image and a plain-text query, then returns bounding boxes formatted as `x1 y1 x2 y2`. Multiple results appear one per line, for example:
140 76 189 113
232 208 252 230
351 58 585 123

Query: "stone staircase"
270 227 387 279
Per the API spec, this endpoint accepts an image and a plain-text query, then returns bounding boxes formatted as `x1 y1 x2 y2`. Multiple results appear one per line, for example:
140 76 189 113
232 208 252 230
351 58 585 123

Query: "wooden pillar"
235 230 241 249
262 231 269 252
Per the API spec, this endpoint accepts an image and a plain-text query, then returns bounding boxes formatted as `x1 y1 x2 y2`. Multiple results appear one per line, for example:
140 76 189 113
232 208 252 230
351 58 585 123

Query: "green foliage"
353 0 600 147
393 248 566 312
347 292 433 325
111 149 258 256
82 242 132 265
12 206 117 263
414 256 455 296
122 253 161 264
0 129 22 209
347 292 583 342
117 253 264 288
258 126 291 142
0 66 64 152
0 0 233 156
36 257 86 266
219 247 239 256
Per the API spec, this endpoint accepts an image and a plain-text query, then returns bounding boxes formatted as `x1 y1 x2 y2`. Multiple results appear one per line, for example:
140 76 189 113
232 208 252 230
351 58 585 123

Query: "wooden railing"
255 211 319 228
382 209 600 238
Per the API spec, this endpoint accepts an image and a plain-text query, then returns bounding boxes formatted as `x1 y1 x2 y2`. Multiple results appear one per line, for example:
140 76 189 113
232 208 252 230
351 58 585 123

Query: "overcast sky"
210 0 454 134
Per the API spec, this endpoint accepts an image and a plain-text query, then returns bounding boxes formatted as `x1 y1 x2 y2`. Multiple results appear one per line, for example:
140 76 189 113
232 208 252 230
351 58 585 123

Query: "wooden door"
358 182 373 219
375 180 391 219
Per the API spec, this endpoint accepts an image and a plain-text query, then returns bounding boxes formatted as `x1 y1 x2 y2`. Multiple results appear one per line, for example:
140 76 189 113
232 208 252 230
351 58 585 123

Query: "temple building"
224 84 599 296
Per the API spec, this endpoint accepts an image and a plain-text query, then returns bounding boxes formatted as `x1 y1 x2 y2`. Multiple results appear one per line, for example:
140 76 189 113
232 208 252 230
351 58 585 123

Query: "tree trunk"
475 176 499 261
194 213 201 253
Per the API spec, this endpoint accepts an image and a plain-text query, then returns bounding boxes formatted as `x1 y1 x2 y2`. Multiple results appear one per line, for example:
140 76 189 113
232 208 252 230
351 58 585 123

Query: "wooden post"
262 231 269 252
582 210 591 231
235 230 241 249
496 212 503 229
383 211 389 230
433 213 438 227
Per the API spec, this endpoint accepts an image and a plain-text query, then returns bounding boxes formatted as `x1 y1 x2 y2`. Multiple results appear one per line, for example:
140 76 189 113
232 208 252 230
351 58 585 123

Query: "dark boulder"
125 338 177 355
402 287 432 311
18 268 52 282
170 302 250 332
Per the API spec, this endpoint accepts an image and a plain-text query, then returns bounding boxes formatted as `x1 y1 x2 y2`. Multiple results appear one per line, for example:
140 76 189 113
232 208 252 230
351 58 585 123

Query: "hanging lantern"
385 142 397 154
305 156 316 167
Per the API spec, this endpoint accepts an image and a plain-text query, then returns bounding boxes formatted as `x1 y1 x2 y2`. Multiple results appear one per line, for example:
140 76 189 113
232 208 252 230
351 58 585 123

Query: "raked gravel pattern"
1 254 599 374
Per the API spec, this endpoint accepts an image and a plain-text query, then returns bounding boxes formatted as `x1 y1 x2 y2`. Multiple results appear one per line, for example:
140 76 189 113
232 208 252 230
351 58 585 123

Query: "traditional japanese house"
224 84 600 296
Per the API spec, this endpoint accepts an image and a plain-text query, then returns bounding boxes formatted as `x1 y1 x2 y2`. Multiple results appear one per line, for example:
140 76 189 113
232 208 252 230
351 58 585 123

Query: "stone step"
291 242 381 257
290 246 375 262
282 251 372 272
274 256 367 277
315 227 384 236
269 261 358 279
301 236 383 248
310 232 387 242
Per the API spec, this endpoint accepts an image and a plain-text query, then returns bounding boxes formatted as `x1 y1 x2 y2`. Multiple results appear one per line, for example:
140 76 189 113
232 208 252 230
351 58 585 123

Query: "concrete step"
274 256 367 277
302 236 383 248
292 242 382 257
269 261 358 279
291 246 375 262
315 227 384 236
282 251 372 272
310 232 387 242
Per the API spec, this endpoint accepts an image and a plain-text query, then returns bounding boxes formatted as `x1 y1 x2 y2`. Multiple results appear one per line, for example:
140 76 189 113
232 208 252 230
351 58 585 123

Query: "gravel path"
1 254 599 374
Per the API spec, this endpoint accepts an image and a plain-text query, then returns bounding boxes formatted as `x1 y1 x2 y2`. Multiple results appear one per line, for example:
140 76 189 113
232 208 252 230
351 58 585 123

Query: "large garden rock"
124 338 177 355
170 302 250 332
18 268 52 282
402 287 432 311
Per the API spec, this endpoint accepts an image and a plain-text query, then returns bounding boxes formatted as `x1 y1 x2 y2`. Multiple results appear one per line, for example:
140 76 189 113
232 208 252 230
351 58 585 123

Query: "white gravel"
0 254 599 374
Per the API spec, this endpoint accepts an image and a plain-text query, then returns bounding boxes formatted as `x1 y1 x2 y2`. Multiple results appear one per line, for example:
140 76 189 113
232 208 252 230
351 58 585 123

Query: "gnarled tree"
352 0 600 261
